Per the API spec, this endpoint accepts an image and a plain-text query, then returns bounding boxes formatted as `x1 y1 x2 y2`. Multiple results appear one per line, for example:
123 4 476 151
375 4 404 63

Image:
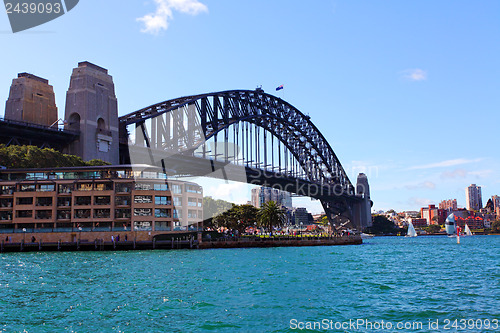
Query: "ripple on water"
0 236 499 332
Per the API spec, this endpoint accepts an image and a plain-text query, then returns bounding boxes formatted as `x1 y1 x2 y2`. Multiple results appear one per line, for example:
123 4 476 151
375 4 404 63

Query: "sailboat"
464 223 473 236
445 213 456 236
406 221 417 237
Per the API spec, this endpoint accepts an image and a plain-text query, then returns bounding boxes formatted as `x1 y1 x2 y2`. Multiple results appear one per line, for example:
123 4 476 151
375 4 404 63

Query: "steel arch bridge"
118 89 371 229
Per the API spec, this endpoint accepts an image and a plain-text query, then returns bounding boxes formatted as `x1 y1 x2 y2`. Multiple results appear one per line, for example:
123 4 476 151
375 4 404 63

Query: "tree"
257 201 286 236
0 144 109 168
367 215 398 235
210 203 258 234
491 220 500 234
426 224 441 234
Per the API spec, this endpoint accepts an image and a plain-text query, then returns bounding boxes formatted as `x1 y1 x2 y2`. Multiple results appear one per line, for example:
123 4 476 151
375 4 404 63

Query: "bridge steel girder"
119 89 371 229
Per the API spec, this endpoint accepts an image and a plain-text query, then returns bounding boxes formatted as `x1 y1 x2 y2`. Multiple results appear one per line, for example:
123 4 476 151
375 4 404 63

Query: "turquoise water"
1 236 499 332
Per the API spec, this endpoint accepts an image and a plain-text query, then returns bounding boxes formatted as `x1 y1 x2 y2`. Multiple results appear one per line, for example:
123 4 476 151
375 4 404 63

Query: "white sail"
464 224 473 236
407 221 417 237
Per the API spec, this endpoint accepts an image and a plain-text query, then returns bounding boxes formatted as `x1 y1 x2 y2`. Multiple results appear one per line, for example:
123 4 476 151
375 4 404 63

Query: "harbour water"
1 236 499 332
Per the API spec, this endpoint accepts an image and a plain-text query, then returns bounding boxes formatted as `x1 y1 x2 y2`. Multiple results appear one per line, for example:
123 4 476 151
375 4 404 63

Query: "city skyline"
1 1 499 213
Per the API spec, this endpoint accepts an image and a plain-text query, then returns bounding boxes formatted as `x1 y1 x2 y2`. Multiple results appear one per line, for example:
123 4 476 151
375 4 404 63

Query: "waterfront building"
439 199 457 211
408 218 427 228
251 186 292 209
0 165 203 239
466 184 482 211
4 73 58 127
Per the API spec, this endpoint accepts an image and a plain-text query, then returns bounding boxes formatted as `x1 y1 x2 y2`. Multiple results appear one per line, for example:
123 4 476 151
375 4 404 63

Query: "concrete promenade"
0 234 362 252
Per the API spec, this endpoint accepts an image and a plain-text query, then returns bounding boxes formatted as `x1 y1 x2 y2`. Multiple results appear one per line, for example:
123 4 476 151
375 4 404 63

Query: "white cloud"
137 0 208 35
401 68 427 81
409 158 482 170
408 197 434 207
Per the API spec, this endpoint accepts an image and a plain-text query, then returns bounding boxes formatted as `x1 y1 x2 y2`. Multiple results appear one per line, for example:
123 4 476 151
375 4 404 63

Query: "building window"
76 183 93 191
94 196 111 205
94 183 112 191
198 199 202 207
133 221 152 231
57 197 71 207
17 197 33 205
154 196 170 205
1 186 15 194
0 198 13 207
75 196 91 206
74 209 91 219
134 195 152 203
173 209 182 219
58 184 73 194
0 211 13 221
115 183 132 193
172 184 182 194
20 184 35 192
134 208 152 216
173 197 182 206
94 209 110 219
134 183 153 191
186 185 202 194
35 210 52 220
16 210 33 218
188 198 198 207
153 183 168 191
154 208 170 218
57 210 71 220
188 210 198 218
36 197 53 207
115 209 131 219
115 196 131 206
38 184 55 192
155 221 170 231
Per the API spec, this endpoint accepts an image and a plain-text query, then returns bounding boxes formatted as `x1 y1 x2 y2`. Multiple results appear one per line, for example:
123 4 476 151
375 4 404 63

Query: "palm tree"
257 201 286 236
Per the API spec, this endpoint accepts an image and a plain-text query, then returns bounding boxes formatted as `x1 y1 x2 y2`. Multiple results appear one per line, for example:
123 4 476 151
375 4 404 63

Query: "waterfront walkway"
0 235 362 252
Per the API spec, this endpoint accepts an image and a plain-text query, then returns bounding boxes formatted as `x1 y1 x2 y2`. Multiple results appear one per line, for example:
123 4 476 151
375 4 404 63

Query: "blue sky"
1 1 499 213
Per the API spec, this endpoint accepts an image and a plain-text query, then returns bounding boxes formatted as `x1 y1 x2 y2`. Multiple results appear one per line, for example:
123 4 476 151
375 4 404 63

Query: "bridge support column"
351 173 372 230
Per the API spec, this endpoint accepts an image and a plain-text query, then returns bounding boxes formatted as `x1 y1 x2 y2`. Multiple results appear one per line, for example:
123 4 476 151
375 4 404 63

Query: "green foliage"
203 196 234 227
491 220 500 233
367 215 398 235
0 144 109 168
257 201 286 236
211 203 258 233
426 224 441 234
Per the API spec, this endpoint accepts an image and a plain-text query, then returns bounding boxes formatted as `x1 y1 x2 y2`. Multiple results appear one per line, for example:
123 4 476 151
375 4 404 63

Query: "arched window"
68 113 80 131
97 117 106 130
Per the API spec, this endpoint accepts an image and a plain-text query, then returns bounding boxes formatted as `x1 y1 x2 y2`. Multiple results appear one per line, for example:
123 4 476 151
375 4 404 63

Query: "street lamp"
300 222 303 237
22 227 26 243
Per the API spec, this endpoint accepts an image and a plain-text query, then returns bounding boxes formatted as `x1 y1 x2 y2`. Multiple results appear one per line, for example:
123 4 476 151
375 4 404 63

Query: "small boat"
406 221 417 237
361 233 375 239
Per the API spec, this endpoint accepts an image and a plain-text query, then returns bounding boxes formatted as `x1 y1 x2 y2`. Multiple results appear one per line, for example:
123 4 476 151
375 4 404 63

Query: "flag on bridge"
276 84 284 91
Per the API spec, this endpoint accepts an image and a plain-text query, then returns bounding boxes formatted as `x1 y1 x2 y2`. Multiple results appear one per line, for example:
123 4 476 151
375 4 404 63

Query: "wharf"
0 235 362 253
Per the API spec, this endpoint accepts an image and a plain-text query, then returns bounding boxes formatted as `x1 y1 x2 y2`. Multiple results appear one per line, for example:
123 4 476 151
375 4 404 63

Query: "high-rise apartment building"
466 184 482 211
439 199 457 211
251 187 292 209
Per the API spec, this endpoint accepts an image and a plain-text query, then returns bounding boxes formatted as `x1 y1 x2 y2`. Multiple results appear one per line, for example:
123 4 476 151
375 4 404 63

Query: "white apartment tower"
466 184 482 211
